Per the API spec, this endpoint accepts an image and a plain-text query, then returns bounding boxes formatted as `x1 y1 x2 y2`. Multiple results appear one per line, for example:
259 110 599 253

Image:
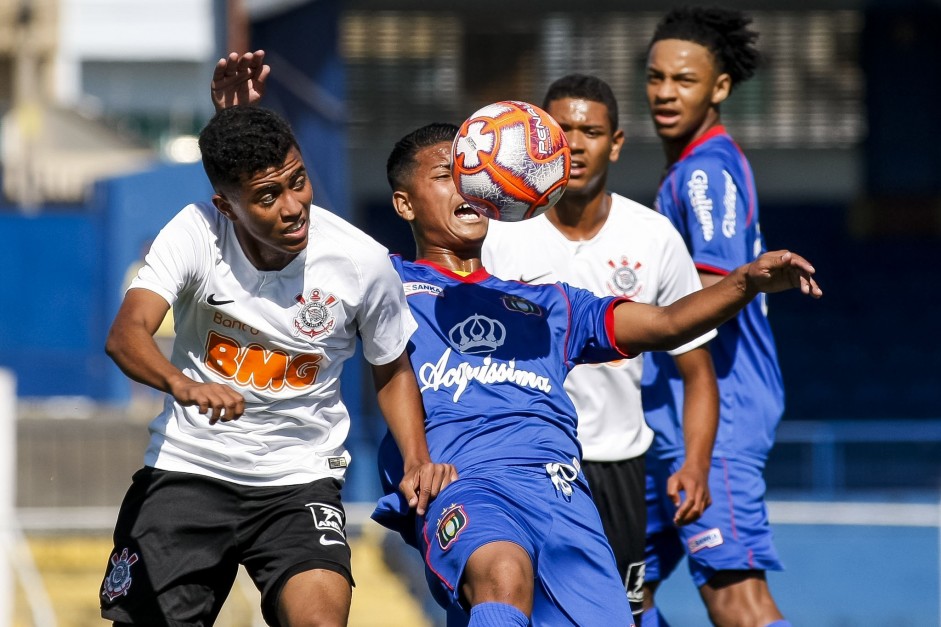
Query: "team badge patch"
605 256 643 298
436 504 468 551
501 294 542 316
294 289 339 338
101 548 139 601
688 528 724 554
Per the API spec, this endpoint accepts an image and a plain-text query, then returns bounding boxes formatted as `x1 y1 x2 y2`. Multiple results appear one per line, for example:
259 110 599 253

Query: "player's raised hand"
399 461 459 516
169 377 245 425
211 50 270 112
667 462 712 526
746 250 823 298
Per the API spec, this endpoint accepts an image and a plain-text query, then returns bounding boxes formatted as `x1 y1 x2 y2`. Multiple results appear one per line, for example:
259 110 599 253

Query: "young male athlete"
482 75 719 621
642 7 792 626
372 123 819 627
99 106 455 626
208 54 820 627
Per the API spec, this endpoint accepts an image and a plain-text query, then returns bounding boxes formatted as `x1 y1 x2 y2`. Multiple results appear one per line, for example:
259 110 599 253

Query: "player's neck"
547 189 611 241
663 115 723 167
418 247 483 274
233 226 299 271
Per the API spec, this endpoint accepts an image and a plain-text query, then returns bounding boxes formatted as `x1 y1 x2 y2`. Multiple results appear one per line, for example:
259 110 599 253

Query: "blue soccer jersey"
643 126 784 465
392 257 627 472
372 258 636 624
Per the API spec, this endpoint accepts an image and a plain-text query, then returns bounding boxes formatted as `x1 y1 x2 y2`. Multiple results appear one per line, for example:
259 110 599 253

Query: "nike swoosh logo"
519 272 551 284
207 294 234 306
319 535 346 546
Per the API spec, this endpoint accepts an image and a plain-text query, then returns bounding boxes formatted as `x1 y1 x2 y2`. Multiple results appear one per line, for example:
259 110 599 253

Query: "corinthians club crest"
294 288 339 338
102 548 139 601
605 256 644 298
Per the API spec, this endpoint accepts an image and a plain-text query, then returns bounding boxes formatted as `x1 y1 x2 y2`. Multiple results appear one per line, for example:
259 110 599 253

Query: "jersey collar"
415 259 491 283
678 124 727 162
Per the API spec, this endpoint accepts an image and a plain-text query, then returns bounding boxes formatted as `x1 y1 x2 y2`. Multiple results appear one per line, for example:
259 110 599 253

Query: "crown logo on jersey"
294 288 338 338
448 314 506 354
606 256 643 298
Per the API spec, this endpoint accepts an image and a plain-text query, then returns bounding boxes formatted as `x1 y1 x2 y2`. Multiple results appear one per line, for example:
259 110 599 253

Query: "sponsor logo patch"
306 502 346 539
687 169 715 242
328 457 348 469
688 528 724 554
436 504 468 551
101 548 139 601
404 281 444 297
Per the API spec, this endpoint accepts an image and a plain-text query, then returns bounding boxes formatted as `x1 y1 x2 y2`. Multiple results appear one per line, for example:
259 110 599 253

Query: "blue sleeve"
558 284 627 365
660 156 751 274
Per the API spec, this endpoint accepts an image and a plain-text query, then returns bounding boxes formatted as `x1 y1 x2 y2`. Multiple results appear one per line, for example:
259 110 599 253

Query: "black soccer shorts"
582 455 647 618
100 467 353 626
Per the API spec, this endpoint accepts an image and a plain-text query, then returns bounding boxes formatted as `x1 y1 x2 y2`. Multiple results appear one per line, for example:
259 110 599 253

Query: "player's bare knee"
462 543 534 609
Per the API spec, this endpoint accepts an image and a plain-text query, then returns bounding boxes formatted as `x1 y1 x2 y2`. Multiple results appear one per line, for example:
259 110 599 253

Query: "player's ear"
609 128 626 164
392 190 415 222
212 193 237 221
711 73 731 106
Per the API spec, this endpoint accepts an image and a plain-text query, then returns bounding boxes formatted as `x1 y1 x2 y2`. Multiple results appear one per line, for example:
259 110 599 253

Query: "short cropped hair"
649 6 761 88
199 106 301 193
386 123 459 192
541 74 619 133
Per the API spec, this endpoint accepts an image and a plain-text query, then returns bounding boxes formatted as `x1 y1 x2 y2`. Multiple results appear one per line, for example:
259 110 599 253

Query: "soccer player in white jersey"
99 106 455 626
483 74 719 621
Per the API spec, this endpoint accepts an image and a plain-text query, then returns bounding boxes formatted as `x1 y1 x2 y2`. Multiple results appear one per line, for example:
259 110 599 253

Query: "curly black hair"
649 6 760 87
542 74 619 133
198 106 301 193
386 122 459 192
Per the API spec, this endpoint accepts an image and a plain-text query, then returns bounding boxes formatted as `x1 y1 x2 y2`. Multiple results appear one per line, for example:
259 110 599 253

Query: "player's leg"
240 478 354 626
534 467 635 626
699 570 786 627
419 473 539 626
277 569 352 626
100 468 240 624
641 456 686 627
679 458 786 627
461 541 533 626
582 456 647 619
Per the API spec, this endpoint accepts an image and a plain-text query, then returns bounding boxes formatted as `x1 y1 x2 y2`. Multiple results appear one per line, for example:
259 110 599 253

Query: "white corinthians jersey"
483 193 714 461
130 203 416 485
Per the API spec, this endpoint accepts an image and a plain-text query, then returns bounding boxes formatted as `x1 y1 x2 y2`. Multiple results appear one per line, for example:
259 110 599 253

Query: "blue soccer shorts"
420 463 635 626
644 455 784 588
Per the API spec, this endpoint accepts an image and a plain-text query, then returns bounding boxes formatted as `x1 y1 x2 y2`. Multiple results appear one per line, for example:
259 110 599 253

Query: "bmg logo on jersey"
204 330 323 391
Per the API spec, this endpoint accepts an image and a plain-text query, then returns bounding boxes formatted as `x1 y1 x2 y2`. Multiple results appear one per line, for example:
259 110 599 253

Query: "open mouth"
284 218 306 235
454 203 481 221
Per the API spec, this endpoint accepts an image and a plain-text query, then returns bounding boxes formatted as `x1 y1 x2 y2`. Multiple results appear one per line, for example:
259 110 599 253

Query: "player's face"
545 98 623 198
393 142 486 254
213 146 312 270
646 38 730 147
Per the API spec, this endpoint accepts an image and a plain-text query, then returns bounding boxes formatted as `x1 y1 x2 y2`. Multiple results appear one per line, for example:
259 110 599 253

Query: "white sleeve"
355 252 417 366
128 204 210 306
656 223 717 356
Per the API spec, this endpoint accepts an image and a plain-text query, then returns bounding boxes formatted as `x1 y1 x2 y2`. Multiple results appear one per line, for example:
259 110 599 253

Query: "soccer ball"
452 100 570 222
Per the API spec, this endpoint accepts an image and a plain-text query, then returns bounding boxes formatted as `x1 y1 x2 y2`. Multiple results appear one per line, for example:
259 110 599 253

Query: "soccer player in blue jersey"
641 7 792 627
372 123 819 627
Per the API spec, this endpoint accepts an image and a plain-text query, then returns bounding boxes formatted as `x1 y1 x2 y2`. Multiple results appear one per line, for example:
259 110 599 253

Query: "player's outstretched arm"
668 346 717 526
210 50 270 112
106 289 245 423
613 250 822 354
371 352 458 516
